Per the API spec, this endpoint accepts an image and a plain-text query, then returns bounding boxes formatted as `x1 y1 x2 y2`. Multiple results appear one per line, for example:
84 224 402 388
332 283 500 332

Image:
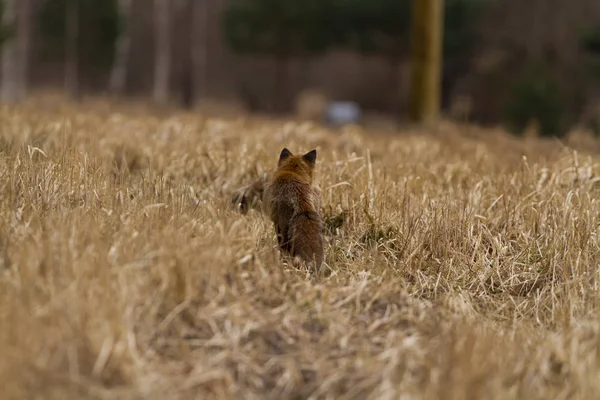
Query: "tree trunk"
109 0 133 95
65 0 79 99
153 0 171 106
181 5 193 109
15 0 32 100
388 57 403 115
1 0 18 102
181 0 207 108
190 0 209 106
1 0 31 103
274 56 289 113
408 0 445 123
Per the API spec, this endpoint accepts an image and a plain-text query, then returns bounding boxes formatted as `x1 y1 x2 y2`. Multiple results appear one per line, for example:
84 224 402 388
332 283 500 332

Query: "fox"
232 148 324 271
264 148 324 270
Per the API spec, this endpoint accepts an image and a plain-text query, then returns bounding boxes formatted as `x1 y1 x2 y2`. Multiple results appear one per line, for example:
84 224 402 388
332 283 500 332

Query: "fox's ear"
302 149 317 165
279 148 293 163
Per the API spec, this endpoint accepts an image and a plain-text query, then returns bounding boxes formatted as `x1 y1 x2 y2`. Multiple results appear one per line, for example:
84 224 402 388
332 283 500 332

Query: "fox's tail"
289 211 324 270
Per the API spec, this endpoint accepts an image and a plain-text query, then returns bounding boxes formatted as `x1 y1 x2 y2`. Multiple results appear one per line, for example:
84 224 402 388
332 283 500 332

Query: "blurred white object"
326 101 361 125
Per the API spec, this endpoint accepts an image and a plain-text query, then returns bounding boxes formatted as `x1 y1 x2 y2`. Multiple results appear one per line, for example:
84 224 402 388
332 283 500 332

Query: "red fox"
232 148 324 271
264 148 324 270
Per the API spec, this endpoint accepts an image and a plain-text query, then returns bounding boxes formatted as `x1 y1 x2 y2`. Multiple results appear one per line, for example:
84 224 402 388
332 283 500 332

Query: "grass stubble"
1 94 600 399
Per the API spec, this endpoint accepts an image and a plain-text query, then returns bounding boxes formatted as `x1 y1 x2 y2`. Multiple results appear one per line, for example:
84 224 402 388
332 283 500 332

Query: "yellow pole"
409 0 444 123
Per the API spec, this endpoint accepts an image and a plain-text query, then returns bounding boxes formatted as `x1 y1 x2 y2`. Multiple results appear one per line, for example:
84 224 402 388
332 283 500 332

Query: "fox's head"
276 148 317 183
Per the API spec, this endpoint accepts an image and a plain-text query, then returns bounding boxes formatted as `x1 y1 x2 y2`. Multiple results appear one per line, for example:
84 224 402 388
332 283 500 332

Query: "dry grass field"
1 94 600 399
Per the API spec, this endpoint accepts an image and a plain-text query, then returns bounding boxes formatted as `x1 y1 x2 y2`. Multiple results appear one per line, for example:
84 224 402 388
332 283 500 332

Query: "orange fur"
263 148 324 271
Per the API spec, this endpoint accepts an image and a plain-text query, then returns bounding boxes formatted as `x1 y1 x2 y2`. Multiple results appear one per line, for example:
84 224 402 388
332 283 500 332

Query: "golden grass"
1 94 600 399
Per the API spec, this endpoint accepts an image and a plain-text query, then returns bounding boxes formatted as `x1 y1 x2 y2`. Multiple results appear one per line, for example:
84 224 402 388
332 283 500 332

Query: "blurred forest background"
2 0 600 137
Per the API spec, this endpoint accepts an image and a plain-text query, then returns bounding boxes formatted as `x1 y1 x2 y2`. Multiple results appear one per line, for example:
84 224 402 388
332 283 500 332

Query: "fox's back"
263 148 323 270
267 173 312 210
